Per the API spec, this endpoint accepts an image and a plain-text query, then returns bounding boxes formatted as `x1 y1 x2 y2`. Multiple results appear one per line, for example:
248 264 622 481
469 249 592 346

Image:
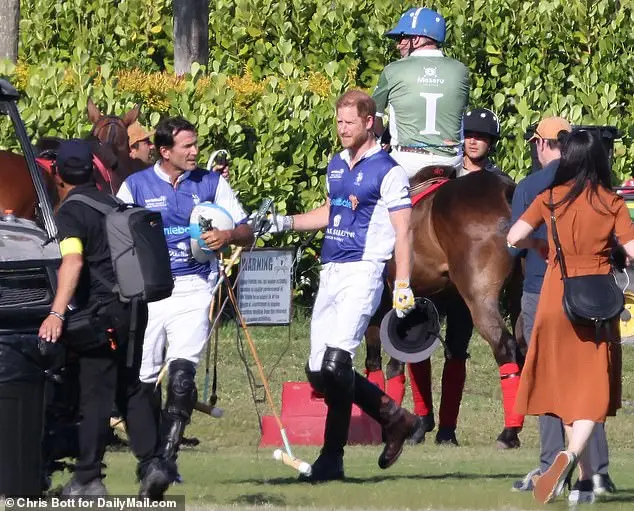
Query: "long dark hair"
549 130 613 213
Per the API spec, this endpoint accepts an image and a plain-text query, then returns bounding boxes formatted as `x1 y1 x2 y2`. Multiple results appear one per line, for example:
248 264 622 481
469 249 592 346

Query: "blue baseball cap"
56 139 93 173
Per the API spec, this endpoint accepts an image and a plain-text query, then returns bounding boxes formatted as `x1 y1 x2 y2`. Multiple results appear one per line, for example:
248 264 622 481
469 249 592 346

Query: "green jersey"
373 49 470 157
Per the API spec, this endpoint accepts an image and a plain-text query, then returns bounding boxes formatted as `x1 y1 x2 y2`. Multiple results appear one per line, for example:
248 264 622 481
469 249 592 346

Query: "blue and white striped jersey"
117 164 247 278
321 144 410 264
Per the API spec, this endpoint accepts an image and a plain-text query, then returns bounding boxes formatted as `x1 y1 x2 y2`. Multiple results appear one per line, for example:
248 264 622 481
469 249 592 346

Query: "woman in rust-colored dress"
507 130 634 505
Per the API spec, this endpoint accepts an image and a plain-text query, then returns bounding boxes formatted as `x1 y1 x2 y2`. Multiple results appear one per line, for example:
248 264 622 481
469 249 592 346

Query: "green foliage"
2 0 634 296
439 0 634 180
19 0 173 71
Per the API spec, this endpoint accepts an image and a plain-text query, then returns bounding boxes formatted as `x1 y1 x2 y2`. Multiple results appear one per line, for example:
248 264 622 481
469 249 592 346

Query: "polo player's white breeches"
139 274 213 383
390 150 462 179
308 261 384 372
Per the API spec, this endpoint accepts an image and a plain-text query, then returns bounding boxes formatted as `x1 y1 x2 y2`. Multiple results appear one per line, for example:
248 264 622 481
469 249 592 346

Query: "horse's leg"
369 271 409 402
435 292 471 446
384 357 405 404
451 254 523 449
405 295 450 444
507 257 527 366
363 281 392 391
364 323 385 391
365 274 410 402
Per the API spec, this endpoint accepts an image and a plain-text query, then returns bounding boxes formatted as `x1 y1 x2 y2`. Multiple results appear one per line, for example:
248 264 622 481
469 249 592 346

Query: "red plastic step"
281 381 363 417
260 381 383 446
259 414 383 447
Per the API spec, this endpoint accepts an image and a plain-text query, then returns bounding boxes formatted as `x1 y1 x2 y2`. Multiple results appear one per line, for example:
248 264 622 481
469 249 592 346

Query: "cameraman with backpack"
39 140 171 498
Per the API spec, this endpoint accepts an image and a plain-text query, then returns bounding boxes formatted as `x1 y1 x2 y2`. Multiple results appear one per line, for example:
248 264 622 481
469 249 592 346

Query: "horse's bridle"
90 115 128 193
90 115 127 148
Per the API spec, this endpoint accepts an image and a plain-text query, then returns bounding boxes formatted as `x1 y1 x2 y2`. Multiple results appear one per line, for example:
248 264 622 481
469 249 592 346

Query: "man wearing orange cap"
128 122 156 166
509 116 615 497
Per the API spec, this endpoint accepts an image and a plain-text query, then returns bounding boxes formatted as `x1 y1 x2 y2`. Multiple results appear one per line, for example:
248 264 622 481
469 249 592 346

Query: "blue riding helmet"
386 7 446 43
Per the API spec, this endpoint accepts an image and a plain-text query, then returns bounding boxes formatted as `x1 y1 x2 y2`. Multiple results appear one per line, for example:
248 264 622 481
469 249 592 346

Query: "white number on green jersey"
419 92 443 135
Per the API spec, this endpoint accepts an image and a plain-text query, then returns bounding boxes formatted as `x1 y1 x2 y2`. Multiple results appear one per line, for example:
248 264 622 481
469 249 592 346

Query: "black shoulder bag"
549 190 624 341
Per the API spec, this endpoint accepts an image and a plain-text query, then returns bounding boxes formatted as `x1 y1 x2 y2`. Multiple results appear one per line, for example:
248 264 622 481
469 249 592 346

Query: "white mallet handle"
273 449 312 476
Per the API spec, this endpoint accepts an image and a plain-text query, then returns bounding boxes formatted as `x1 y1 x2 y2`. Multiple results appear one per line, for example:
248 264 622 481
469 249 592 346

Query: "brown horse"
0 99 140 220
86 98 143 193
365 167 525 448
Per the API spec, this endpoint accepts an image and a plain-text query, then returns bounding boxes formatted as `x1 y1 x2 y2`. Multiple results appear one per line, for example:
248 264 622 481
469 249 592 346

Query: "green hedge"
2 0 634 298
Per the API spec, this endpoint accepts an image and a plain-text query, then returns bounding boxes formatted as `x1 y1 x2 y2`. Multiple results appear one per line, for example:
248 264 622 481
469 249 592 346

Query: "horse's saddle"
408 165 455 206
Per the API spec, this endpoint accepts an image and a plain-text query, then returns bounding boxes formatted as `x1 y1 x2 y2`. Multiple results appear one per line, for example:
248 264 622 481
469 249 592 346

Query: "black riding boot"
137 457 171 501
300 349 353 482
159 418 186 473
157 359 197 482
353 371 421 469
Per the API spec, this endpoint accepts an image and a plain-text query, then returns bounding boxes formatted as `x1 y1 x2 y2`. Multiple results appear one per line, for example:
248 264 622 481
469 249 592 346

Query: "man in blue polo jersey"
267 89 421 482
117 117 254 481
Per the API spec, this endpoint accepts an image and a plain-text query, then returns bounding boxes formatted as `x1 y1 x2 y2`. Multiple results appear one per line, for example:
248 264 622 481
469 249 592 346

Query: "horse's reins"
92 155 114 192
408 176 449 199
35 152 114 196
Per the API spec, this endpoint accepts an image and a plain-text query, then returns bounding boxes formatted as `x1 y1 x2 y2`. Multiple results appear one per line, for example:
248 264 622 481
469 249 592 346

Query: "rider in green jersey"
373 8 470 178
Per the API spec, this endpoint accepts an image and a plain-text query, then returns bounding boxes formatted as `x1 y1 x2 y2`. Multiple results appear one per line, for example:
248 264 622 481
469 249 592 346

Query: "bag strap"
549 189 569 279
89 268 119 295
126 297 140 368
62 193 122 295
63 194 123 215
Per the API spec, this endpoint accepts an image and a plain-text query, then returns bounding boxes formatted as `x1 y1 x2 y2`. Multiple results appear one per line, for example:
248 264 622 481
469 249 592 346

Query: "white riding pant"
308 261 385 372
139 274 214 383
390 148 462 179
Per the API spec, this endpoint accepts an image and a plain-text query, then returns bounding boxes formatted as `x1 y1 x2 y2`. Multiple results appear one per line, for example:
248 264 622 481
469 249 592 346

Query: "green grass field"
52 315 634 510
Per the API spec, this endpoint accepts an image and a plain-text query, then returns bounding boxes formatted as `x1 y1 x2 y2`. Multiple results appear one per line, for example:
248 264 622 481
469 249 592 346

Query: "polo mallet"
200 285 221 413
199 197 275 353
201 292 216 403
110 358 170 437
223 270 311 477
206 149 229 171
202 196 274 307
155 360 224 418
191 245 246 418
194 399 224 418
